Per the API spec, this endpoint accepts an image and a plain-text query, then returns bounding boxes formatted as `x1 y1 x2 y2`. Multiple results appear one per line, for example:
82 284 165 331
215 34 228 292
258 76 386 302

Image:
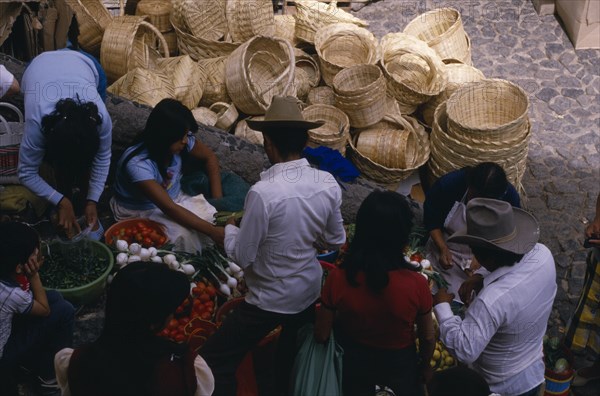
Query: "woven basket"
294 0 368 44
136 0 172 33
295 49 321 88
101 15 169 83
294 68 312 102
209 102 239 131
445 79 530 142
225 0 274 43
65 0 112 56
198 56 231 106
274 15 298 45
302 104 350 155
421 63 485 126
332 64 387 128
234 117 264 145
315 23 379 87
380 32 447 113
403 8 471 66
156 55 204 109
172 0 227 41
162 30 178 56
192 107 218 127
348 115 430 184
0 103 24 184
307 86 335 106
226 36 295 115
171 17 240 61
107 67 176 107
355 119 418 169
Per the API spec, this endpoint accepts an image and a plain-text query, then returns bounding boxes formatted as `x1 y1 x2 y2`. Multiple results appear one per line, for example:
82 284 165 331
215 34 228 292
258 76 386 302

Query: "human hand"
84 201 98 230
585 217 600 247
57 198 80 238
210 226 225 247
439 245 453 270
433 288 454 305
24 248 43 278
459 274 484 306
463 256 481 277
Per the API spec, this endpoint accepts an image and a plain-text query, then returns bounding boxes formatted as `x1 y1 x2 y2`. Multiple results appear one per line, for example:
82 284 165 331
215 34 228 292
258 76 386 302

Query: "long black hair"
466 162 510 199
340 190 414 292
0 222 40 278
123 98 198 181
41 98 101 178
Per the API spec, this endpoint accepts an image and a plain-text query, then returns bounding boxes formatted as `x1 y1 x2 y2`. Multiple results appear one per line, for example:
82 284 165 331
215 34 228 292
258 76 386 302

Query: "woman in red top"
315 190 436 396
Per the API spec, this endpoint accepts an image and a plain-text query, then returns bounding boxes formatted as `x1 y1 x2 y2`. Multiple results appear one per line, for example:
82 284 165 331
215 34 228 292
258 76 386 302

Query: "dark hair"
70 262 191 395
341 190 414 292
262 127 309 159
471 246 524 268
428 366 491 396
67 14 80 50
124 99 197 180
0 222 40 277
466 162 509 199
41 98 101 177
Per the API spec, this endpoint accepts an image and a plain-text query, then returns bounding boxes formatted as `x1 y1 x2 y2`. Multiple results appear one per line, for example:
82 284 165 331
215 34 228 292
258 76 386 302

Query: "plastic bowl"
44 240 114 306
104 218 168 248
316 250 339 263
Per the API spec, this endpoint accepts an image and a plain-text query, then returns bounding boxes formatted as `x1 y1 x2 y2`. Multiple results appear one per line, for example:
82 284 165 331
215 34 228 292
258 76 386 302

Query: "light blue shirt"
18 50 112 205
114 135 196 210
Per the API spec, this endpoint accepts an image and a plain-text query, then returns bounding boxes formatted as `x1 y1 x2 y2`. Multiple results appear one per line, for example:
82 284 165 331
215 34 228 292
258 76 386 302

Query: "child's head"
0 221 40 277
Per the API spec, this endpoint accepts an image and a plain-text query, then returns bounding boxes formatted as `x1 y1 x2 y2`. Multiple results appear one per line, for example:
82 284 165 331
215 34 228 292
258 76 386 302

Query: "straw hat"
246 96 324 131
447 198 539 255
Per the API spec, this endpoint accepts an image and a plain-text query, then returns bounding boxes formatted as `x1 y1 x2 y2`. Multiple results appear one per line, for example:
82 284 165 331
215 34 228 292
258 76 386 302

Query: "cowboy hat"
246 96 324 131
447 198 539 255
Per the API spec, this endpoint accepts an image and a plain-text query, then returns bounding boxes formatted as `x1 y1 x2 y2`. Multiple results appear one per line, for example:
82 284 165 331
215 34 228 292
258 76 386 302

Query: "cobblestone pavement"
353 0 599 393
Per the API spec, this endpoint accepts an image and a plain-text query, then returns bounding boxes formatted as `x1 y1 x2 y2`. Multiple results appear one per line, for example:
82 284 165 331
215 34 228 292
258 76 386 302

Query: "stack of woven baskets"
136 0 177 56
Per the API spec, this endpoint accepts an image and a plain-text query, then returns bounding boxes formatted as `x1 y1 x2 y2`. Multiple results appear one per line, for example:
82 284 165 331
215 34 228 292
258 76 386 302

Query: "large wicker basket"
403 8 472 65
198 56 231 106
348 115 430 184
332 64 387 128
101 15 169 83
294 0 368 44
156 55 204 109
380 32 447 115
66 0 112 56
274 15 298 45
307 86 335 106
295 49 321 89
315 23 379 87
107 67 175 107
225 0 274 43
225 36 295 115
234 117 264 146
302 104 350 155
209 102 239 131
192 107 218 127
171 17 240 61
171 0 227 41
135 0 172 33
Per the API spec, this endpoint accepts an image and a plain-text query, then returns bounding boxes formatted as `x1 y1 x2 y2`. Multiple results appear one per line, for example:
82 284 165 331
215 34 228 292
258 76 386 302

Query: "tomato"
192 287 202 297
175 334 186 343
167 319 179 330
175 306 184 314
179 317 190 326
136 222 147 230
199 293 210 303
158 236 166 246
410 253 423 262
169 329 179 339
143 237 153 247
196 282 206 291
205 285 216 297
182 298 191 307
200 312 212 320
204 301 214 309
158 329 170 337
177 325 185 334
193 299 202 308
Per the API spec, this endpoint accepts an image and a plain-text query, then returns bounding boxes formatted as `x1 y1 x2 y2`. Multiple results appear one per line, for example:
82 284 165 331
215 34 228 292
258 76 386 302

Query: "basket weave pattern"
302 104 350 155
65 0 112 56
136 0 173 33
0 103 24 184
156 55 205 109
225 0 274 43
172 0 228 41
171 17 240 61
198 56 231 106
294 0 368 44
107 67 176 108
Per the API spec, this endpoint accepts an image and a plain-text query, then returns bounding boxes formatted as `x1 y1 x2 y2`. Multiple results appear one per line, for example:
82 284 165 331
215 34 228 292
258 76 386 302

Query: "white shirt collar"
260 158 310 181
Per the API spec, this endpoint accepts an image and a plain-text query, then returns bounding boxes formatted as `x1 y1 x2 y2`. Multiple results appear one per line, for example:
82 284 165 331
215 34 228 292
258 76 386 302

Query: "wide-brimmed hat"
246 96 324 131
447 198 539 255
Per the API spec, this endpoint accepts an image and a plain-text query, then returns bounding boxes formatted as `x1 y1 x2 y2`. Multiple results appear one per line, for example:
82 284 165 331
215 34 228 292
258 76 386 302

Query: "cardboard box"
532 0 555 15
556 0 600 49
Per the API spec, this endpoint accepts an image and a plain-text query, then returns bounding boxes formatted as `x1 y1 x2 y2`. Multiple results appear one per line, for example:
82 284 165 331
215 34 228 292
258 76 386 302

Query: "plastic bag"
290 324 344 396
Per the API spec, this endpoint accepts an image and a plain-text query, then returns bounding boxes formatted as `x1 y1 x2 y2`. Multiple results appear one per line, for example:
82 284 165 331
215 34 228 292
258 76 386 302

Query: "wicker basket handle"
254 38 296 101
0 102 24 135
139 21 170 58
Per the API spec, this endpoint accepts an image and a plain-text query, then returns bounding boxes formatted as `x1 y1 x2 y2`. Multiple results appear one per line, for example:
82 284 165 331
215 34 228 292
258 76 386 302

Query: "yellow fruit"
442 350 449 359
433 350 441 361
430 359 436 368
445 356 455 366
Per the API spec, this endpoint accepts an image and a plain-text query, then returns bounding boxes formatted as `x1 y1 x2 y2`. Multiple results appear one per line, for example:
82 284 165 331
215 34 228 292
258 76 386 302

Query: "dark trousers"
517 384 542 396
339 337 421 396
200 300 315 396
0 291 75 395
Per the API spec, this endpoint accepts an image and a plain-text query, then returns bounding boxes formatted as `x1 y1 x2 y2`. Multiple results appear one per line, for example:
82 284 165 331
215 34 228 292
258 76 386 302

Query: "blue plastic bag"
291 324 344 396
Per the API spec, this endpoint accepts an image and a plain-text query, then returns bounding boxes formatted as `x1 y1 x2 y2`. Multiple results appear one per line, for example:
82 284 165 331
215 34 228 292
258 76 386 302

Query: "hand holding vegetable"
458 274 484 306
57 197 80 238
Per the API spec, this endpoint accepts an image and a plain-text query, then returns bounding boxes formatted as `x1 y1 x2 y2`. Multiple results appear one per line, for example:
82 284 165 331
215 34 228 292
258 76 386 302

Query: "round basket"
355 120 418 169
172 0 227 41
445 79 530 142
225 36 296 115
198 56 231 106
192 107 218 127
210 102 239 131
136 0 172 33
274 15 298 45
295 48 321 88
332 64 387 128
171 16 240 61
421 63 485 126
294 0 368 44
234 117 264 146
107 67 175 107
65 0 112 56
156 55 205 109
294 68 312 102
302 104 350 155
101 15 169 83
380 32 447 113
315 23 379 87
225 0 274 43
403 8 471 66
348 115 430 184
307 86 335 106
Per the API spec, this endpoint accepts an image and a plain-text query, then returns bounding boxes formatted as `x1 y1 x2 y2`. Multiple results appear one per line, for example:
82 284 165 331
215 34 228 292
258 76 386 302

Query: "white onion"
139 248 151 261
181 264 196 275
150 256 163 263
421 259 431 269
227 277 238 289
219 283 231 296
128 243 142 255
116 252 129 265
148 247 158 257
228 261 242 273
116 240 129 252
163 254 176 265
169 260 180 270
128 255 141 263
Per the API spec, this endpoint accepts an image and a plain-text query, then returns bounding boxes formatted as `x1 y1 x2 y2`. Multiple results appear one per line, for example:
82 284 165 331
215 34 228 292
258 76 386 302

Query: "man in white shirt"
433 198 557 396
200 96 346 396
0 65 19 99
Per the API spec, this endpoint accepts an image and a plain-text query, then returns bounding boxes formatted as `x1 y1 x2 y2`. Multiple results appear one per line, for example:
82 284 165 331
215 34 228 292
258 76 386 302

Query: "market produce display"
105 218 168 248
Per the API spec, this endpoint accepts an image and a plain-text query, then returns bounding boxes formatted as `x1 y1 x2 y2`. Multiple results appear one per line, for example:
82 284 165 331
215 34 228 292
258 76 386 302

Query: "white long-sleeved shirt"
434 243 557 395
18 50 112 205
225 158 346 314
